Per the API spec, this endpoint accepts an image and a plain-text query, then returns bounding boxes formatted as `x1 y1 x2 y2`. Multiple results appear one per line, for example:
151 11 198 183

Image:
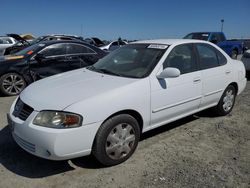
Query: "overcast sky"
1 0 250 40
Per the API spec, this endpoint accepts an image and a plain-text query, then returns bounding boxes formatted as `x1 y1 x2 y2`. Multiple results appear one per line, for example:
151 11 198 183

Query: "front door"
150 43 202 127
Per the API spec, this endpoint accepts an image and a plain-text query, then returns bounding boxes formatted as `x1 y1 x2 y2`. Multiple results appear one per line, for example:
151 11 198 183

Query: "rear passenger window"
163 44 197 74
217 51 227 65
196 44 219 69
66 44 96 54
40 43 66 57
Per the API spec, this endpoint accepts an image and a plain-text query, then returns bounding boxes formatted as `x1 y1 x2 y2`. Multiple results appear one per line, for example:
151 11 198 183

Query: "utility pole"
221 19 224 32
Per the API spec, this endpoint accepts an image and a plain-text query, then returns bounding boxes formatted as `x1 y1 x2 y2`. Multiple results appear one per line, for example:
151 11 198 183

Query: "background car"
241 49 250 72
3 34 30 55
84 37 106 47
0 40 107 96
99 39 128 51
184 32 243 59
0 36 17 56
4 34 84 55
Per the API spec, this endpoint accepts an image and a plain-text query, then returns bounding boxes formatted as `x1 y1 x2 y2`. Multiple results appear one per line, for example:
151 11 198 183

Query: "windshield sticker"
202 34 209 36
148 44 168 49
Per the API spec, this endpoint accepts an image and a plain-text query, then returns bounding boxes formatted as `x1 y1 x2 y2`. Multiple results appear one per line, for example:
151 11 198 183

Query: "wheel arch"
100 109 144 133
228 82 238 95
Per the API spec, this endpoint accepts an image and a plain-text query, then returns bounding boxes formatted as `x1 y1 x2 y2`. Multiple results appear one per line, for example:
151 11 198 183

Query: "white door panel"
150 71 202 126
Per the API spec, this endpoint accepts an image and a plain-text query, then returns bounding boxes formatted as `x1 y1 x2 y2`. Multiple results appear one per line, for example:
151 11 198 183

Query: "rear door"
65 43 99 70
195 43 229 109
29 43 68 78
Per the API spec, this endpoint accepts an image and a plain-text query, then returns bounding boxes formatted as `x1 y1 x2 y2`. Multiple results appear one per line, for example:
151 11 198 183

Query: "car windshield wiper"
87 66 122 77
97 68 123 77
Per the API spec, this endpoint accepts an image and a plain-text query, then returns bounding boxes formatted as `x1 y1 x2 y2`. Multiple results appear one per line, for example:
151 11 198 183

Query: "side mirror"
157 67 180 79
35 53 45 62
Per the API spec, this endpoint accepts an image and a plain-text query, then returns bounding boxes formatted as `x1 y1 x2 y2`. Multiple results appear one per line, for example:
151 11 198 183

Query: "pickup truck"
184 32 243 59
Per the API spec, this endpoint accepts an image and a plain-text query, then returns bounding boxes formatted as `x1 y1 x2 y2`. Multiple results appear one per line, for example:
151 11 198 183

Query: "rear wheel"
92 114 140 166
214 85 236 116
0 73 26 96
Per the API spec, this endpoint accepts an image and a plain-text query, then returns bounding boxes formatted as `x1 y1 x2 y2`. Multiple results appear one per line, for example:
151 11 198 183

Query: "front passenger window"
163 44 197 74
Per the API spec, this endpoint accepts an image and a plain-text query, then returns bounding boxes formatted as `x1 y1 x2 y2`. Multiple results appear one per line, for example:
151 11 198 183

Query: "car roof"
132 39 211 46
37 40 92 46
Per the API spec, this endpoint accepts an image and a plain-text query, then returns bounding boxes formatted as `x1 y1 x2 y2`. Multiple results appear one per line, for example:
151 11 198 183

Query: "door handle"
225 70 231 74
193 78 201 83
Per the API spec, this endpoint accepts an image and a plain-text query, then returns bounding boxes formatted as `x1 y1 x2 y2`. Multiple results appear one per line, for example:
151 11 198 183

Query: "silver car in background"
0 36 17 56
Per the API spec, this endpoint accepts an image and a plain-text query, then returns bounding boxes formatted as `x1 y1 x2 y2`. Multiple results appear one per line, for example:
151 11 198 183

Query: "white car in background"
0 36 17 55
99 40 127 51
241 49 250 72
8 39 246 166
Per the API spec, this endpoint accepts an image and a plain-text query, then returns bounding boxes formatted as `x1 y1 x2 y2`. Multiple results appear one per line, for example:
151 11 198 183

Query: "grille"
12 98 34 121
13 133 36 153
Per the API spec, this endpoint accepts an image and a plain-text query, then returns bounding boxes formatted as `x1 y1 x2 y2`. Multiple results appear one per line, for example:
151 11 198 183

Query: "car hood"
20 69 139 111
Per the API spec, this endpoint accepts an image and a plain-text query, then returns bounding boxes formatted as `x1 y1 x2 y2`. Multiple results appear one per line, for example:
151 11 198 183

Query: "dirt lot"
0 79 249 188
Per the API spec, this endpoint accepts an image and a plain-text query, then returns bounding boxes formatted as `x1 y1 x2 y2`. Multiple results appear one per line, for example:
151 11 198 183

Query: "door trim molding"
152 96 202 113
204 89 223 97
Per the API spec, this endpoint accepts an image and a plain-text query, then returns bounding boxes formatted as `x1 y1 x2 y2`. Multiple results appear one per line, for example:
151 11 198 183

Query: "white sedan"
8 39 246 166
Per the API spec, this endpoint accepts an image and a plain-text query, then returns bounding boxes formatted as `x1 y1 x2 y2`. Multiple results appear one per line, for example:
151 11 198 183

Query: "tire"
0 73 26 96
231 50 238 59
213 85 236 116
92 114 140 166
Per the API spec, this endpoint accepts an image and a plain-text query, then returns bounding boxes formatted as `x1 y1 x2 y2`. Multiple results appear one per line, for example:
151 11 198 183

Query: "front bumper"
8 106 102 160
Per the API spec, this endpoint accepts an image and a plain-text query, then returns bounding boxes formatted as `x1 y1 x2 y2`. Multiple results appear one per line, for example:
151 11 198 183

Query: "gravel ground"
0 78 249 188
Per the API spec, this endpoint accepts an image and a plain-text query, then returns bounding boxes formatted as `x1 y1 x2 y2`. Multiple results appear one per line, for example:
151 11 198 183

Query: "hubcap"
106 123 135 160
222 90 235 112
2 74 25 95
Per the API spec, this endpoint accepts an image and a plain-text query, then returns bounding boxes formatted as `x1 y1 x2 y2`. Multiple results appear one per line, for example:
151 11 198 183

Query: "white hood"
20 68 138 111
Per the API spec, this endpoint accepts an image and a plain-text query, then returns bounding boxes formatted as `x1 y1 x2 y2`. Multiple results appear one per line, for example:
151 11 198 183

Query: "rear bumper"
242 58 250 71
238 78 247 95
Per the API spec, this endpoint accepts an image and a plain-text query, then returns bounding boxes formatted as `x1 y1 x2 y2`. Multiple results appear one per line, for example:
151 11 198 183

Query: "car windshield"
14 43 45 56
88 44 167 78
184 33 210 41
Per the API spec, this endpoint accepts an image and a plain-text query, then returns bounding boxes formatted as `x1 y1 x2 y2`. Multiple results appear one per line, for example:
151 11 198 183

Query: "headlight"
33 111 82 129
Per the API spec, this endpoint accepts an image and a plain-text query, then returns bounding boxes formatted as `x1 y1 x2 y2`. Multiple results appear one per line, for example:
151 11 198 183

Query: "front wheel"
92 114 140 166
214 85 236 116
0 73 26 96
